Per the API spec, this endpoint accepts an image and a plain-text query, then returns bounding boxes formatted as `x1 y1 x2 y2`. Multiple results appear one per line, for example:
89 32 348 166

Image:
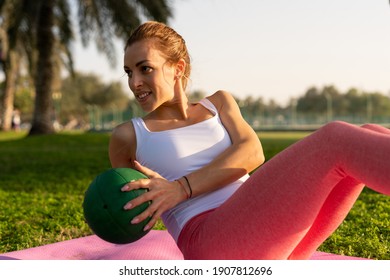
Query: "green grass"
0 132 111 252
0 131 389 259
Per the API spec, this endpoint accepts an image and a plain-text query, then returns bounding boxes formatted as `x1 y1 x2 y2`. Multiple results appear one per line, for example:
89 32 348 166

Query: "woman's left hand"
121 161 188 231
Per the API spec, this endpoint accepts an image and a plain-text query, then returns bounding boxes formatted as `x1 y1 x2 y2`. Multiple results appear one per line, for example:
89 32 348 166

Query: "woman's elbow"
248 140 265 171
254 146 265 166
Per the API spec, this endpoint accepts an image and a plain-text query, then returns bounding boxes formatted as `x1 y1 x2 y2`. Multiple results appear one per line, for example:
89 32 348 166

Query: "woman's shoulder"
110 121 137 150
207 90 238 111
109 121 137 168
111 121 135 139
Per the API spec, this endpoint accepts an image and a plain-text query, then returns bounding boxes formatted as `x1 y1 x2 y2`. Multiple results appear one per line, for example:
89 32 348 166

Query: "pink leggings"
177 121 390 259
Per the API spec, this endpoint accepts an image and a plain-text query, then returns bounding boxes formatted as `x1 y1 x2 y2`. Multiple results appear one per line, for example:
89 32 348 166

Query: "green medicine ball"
83 168 152 244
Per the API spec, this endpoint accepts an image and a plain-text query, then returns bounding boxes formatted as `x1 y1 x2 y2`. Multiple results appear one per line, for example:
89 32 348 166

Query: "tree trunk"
28 0 55 135
1 50 19 131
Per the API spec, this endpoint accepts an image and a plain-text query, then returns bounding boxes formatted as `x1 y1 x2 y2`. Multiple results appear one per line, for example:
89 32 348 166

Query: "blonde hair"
125 21 191 89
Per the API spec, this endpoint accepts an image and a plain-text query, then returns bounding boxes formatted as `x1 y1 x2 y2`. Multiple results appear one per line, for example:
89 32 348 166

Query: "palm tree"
0 24 19 131
0 0 75 132
0 0 38 131
0 0 172 135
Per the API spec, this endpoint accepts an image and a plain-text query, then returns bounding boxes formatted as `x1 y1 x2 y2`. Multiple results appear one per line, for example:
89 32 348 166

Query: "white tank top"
131 98 249 241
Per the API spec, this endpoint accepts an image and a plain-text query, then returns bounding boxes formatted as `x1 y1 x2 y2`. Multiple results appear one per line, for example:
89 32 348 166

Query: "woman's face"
124 39 177 113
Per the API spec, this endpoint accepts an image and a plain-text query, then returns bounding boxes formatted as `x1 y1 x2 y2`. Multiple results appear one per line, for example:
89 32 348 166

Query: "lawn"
0 130 389 259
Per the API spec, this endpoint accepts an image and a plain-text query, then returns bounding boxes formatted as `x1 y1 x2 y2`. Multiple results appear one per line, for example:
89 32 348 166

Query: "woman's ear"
175 58 186 79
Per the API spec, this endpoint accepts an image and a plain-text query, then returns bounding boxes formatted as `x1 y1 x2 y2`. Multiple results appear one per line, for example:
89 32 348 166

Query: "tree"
29 0 56 135
296 86 324 114
0 0 172 135
0 27 20 131
0 0 66 131
0 0 38 131
60 72 129 126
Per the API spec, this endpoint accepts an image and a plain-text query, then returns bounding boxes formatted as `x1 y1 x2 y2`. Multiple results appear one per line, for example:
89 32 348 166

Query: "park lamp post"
290 98 297 126
366 93 372 123
324 93 333 123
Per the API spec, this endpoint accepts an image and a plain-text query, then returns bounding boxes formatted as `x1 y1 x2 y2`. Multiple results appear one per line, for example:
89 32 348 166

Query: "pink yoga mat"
0 230 365 260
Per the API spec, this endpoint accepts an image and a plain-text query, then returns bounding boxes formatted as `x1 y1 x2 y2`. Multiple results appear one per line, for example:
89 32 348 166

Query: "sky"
73 0 390 105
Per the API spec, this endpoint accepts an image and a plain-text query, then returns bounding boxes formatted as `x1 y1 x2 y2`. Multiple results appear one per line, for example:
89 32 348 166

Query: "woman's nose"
129 74 143 89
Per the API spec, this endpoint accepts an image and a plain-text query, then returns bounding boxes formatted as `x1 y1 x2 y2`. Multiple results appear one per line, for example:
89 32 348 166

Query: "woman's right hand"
121 160 188 231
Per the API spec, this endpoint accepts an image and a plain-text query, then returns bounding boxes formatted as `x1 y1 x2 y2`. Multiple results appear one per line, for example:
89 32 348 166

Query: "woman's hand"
121 161 188 231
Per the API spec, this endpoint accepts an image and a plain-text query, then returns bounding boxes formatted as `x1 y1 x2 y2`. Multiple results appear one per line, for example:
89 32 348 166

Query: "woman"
109 21 390 259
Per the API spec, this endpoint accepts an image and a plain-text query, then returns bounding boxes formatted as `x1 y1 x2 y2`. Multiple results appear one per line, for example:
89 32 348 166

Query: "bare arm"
182 90 265 196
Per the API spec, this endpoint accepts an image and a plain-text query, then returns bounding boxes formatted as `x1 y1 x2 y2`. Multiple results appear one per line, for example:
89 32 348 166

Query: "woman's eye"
141 66 152 73
124 69 132 78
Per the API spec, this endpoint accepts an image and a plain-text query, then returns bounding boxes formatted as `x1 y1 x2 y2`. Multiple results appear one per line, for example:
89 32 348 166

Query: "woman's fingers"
120 165 185 231
122 185 153 210
121 178 150 191
141 208 165 231
122 179 184 229
121 178 165 224
130 200 163 231
134 160 162 179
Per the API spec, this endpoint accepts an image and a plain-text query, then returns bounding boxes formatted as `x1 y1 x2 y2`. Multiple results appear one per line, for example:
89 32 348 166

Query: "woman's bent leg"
178 122 390 259
287 177 364 259
288 123 390 259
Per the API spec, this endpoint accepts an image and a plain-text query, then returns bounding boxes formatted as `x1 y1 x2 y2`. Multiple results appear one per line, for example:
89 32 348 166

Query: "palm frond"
135 0 172 23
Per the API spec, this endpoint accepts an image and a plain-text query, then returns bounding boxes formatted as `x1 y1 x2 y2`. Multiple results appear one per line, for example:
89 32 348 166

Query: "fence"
87 106 390 132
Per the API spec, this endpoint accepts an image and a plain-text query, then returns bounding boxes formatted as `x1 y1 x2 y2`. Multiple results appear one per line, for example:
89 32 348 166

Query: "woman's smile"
135 91 152 102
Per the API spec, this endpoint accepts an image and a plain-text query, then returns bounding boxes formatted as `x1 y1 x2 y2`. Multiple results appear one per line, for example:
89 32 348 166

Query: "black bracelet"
183 176 192 198
175 179 189 199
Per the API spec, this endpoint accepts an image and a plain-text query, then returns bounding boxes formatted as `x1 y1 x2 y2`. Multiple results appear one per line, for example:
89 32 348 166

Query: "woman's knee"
361 123 377 130
323 120 349 130
313 121 356 148
319 121 351 137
